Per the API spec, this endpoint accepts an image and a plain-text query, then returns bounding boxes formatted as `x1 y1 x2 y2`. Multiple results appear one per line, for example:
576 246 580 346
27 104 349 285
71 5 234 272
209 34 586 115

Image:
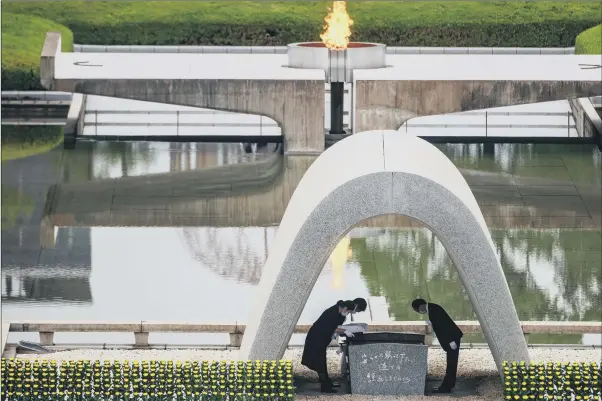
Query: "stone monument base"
347 342 428 396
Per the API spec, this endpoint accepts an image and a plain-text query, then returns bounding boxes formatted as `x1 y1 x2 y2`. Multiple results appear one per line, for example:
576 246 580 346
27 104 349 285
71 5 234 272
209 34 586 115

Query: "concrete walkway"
54 52 600 81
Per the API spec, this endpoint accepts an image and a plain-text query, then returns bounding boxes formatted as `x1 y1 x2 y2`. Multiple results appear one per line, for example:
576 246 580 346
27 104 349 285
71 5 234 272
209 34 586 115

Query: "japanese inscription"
348 342 428 396
358 351 416 382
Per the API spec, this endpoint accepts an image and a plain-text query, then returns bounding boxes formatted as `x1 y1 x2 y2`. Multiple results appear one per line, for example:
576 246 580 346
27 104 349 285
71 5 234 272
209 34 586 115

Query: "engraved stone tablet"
348 342 428 396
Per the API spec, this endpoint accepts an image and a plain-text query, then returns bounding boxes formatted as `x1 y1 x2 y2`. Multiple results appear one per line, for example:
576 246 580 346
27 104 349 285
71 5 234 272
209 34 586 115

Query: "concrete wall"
64 94 87 141
53 79 325 154
42 31 325 153
569 97 602 147
40 33 61 91
354 80 602 133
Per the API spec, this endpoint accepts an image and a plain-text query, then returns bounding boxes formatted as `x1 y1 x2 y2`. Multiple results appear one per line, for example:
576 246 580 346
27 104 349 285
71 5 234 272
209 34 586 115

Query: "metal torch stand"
328 49 349 137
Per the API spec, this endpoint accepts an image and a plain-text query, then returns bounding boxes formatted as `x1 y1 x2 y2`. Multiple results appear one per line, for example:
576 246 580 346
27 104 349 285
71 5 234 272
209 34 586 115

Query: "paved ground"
295 376 482 397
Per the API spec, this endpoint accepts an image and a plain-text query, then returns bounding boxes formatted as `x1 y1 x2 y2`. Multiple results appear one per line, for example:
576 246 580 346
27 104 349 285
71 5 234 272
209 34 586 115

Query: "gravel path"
14 347 601 401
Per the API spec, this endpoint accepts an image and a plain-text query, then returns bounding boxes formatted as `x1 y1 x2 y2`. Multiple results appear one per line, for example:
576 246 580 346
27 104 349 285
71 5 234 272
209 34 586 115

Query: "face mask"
341 311 349 317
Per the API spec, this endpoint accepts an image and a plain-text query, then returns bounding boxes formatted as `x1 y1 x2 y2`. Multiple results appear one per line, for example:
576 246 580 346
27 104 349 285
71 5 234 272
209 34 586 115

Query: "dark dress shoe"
432 387 452 394
320 384 338 393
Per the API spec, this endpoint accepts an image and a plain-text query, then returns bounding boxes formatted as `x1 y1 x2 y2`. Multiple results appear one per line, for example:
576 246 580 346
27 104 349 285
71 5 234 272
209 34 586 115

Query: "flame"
320 1 354 50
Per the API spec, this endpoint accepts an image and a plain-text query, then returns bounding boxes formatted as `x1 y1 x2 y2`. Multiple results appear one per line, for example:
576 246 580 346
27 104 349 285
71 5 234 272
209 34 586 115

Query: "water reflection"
91 142 276 179
178 227 272 285
1 139 601 338
2 227 92 304
350 226 601 322
177 228 352 287
438 143 602 186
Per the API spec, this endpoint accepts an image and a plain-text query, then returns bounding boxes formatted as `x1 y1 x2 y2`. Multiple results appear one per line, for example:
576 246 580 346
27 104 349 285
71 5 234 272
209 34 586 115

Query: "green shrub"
502 361 601 400
575 24 602 54
1 126 64 162
1 13 73 90
0 358 295 401
2 1 601 47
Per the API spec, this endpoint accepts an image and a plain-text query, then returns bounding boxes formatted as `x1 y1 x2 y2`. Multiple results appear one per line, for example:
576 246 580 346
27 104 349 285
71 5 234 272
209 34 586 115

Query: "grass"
575 24 602 54
1 126 64 162
1 13 73 90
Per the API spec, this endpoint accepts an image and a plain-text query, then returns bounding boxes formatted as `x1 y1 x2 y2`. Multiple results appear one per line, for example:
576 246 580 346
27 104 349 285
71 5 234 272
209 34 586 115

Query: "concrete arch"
238 130 530 372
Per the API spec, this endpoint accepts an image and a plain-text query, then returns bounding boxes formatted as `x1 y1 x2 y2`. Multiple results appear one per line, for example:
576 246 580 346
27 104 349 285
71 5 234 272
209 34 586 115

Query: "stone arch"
238 130 529 373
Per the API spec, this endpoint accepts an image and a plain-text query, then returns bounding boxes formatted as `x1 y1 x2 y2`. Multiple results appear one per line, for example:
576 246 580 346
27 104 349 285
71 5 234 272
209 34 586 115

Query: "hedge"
1 13 73 90
502 361 601 400
3 1 601 47
0 358 295 401
575 24 602 54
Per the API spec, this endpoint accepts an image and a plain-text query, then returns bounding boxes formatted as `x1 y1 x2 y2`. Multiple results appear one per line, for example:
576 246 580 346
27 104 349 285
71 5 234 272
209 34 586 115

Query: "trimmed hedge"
503 361 601 400
3 1 601 47
575 24 602 55
1 13 73 90
1 358 295 401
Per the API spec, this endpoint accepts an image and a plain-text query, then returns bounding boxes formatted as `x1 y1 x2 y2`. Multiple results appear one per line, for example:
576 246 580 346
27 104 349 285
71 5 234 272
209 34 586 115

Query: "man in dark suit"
412 298 463 394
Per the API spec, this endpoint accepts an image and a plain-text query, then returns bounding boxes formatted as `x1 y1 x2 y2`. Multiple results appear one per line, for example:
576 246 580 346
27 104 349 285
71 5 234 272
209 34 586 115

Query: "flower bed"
0 358 295 401
503 361 601 400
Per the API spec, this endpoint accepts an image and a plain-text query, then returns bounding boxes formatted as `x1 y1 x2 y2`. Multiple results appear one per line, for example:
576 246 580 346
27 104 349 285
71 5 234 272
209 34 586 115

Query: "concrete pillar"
40 218 56 249
39 332 54 346
134 332 149 347
229 333 243 347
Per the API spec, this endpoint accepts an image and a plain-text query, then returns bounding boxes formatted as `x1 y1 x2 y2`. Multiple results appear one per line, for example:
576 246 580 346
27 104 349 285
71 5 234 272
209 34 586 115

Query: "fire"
320 1 354 50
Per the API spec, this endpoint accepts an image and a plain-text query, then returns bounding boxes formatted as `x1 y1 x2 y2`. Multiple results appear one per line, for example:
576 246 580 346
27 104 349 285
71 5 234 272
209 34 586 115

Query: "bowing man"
412 298 463 394
301 298 367 393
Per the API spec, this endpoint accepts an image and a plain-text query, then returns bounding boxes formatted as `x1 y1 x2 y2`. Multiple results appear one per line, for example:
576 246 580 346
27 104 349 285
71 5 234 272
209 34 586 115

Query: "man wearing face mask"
301 299 366 393
411 298 463 394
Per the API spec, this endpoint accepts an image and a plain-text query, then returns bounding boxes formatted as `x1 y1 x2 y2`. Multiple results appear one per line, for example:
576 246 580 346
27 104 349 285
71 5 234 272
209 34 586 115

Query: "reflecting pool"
2 137 600 345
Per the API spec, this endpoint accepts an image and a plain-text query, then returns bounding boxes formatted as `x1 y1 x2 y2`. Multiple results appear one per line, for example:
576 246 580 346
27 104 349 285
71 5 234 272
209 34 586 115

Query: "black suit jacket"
301 304 346 371
427 303 463 351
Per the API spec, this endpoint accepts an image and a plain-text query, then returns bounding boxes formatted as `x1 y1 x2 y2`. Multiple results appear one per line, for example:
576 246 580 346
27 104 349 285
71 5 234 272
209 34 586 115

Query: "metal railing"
403 111 577 137
85 110 281 137
1 100 71 106
1 91 72 101
5 320 600 349
1 92 72 125
1 106 69 125
73 45 576 55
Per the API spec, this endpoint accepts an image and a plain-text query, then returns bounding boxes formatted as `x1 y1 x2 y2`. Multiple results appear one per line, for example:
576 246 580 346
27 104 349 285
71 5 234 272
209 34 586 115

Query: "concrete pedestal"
347 342 428 396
